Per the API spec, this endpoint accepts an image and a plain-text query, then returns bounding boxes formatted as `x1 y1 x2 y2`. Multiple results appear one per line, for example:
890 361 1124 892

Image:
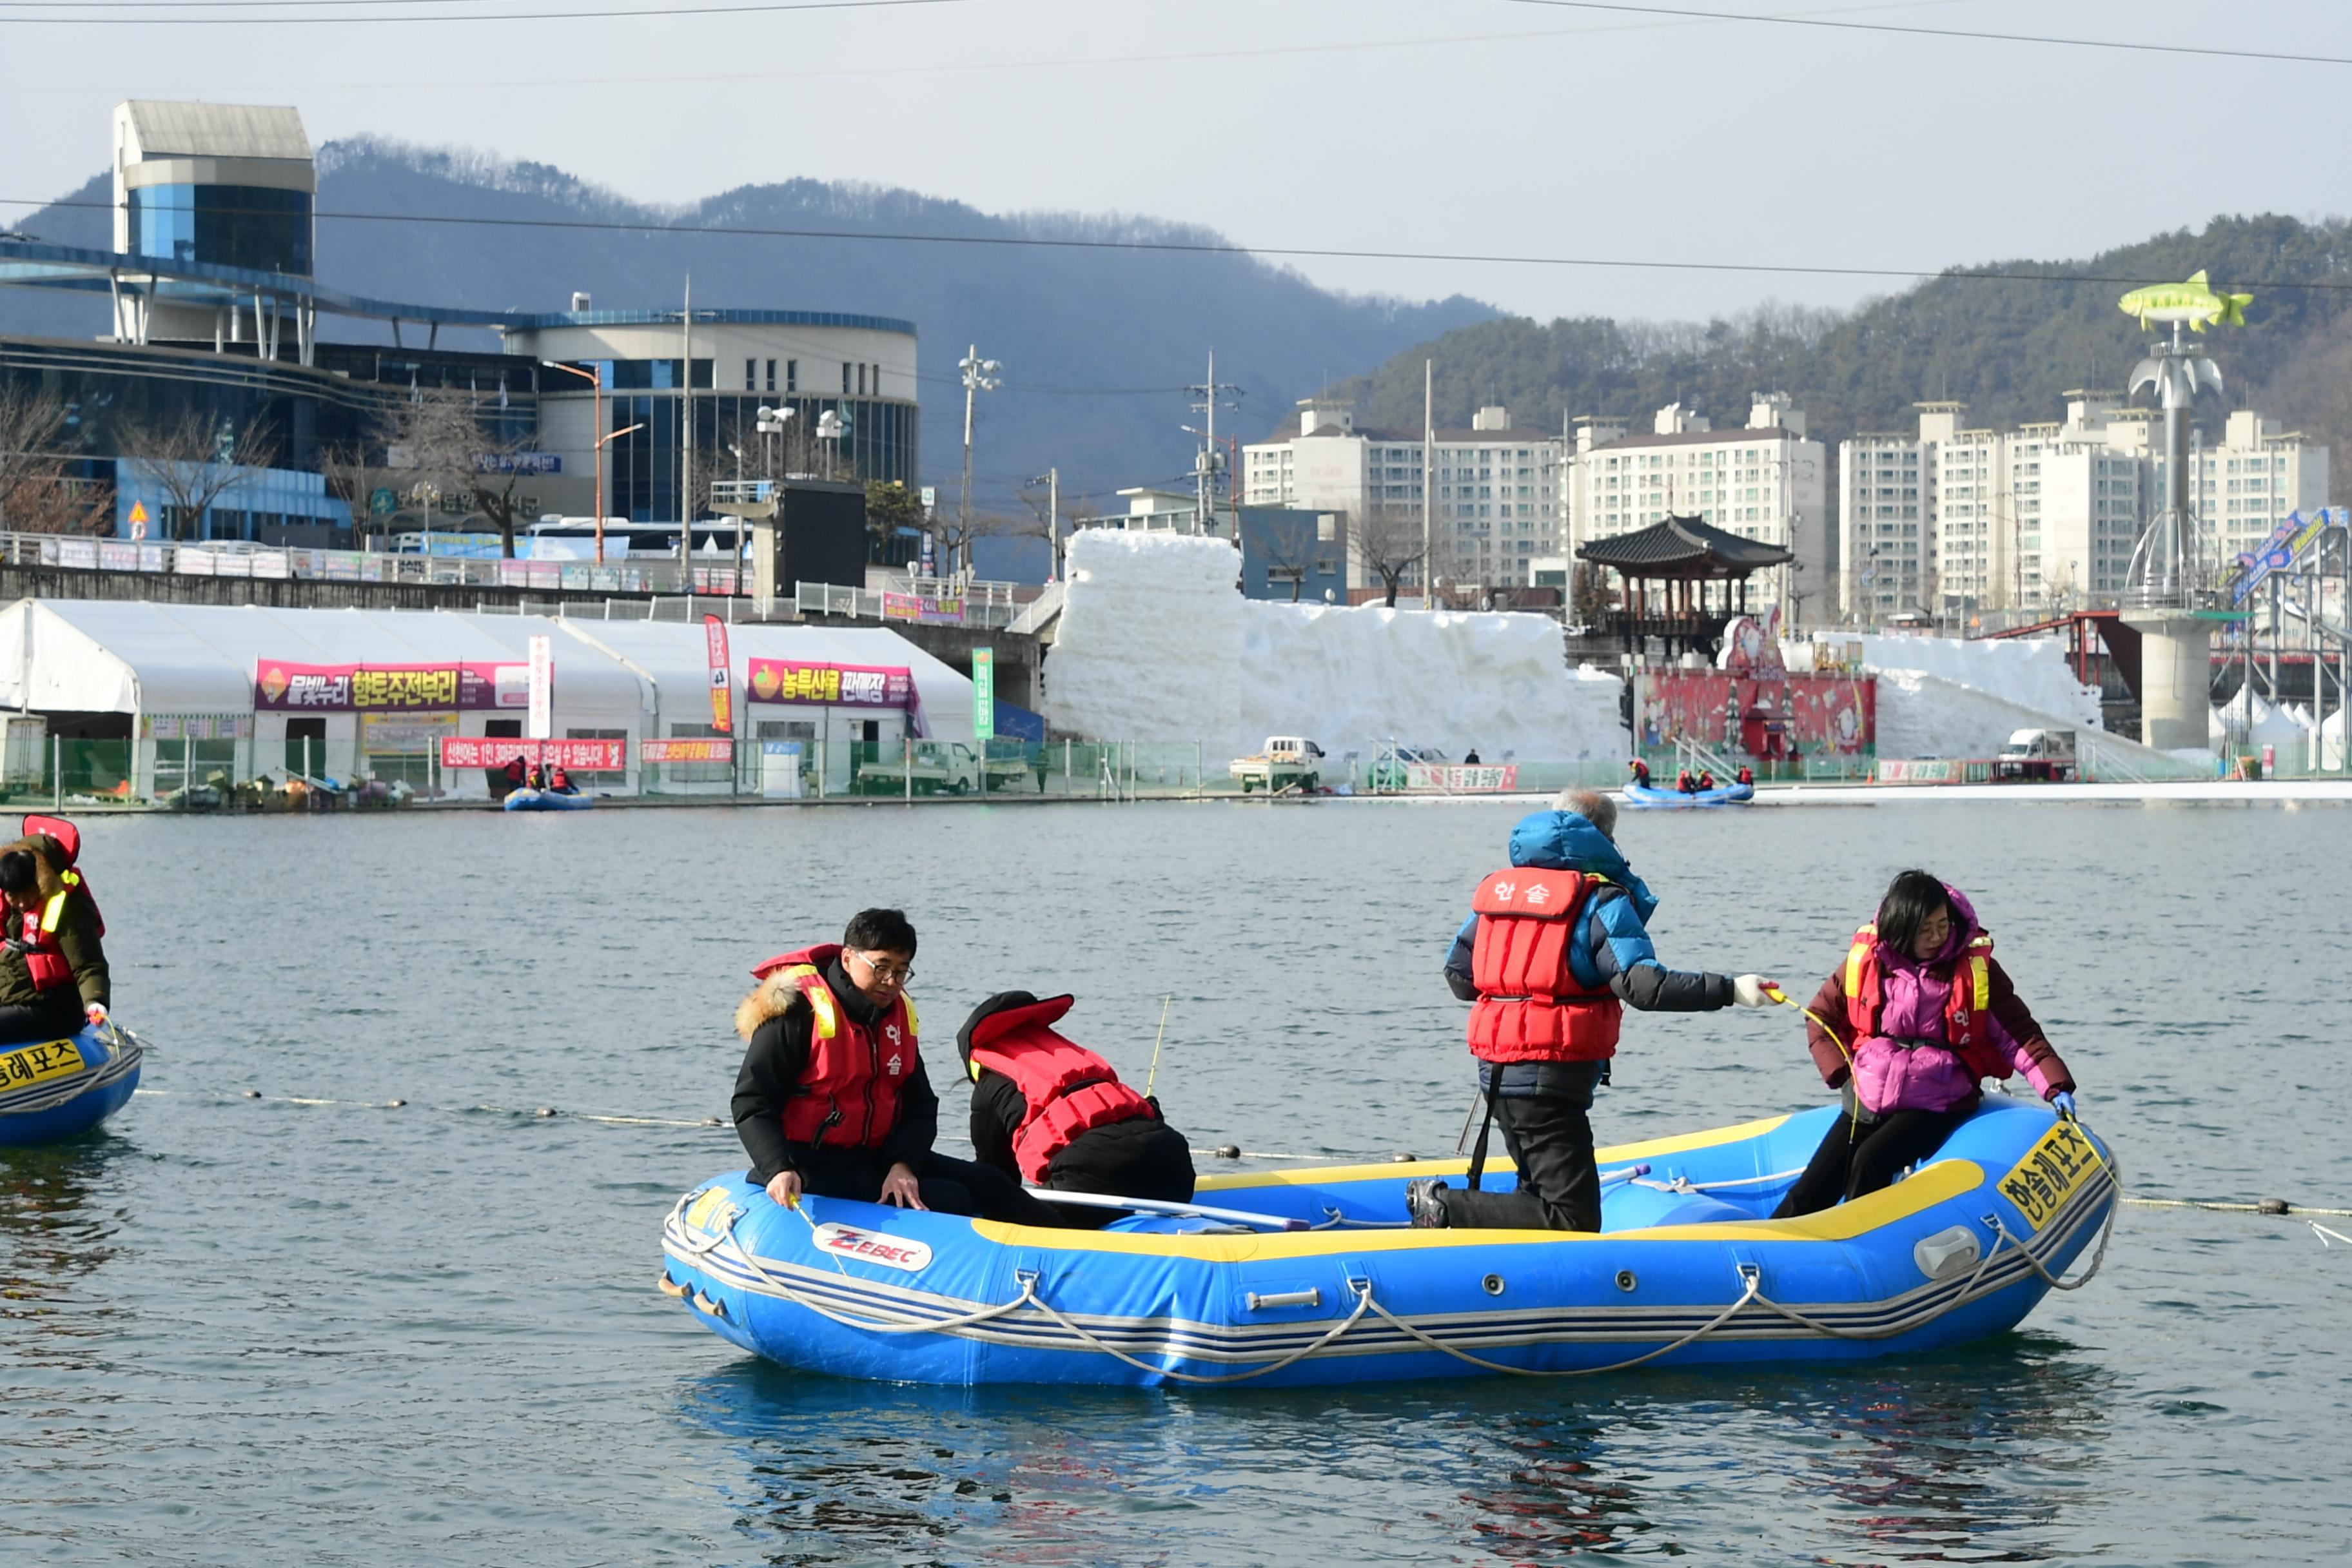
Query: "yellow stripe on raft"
1192 1112 1796 1192
970 1159 1986 1262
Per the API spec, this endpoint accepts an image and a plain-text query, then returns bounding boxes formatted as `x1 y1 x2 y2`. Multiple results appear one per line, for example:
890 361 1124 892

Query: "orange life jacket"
963 994 1152 1182
1841 923 2009 1081
1464 867 1624 1063
749 943 917 1149
14 816 101 995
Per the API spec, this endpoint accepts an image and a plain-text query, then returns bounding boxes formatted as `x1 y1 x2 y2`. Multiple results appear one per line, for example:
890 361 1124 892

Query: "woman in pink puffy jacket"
1772 869 2078 1217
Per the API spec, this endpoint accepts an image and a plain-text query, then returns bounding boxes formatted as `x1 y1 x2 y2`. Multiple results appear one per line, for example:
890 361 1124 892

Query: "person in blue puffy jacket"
1407 789 1773 1231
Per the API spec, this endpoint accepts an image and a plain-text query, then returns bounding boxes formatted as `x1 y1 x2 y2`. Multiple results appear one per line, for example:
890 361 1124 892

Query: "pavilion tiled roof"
1576 513 1793 574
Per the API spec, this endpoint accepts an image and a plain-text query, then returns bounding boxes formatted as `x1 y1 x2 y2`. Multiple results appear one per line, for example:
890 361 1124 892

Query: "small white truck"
855 742 1030 796
1994 729 2077 782
1230 736 1326 794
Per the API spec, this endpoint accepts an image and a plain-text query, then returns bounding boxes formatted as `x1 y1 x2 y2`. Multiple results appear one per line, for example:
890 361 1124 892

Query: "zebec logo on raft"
810 1222 933 1273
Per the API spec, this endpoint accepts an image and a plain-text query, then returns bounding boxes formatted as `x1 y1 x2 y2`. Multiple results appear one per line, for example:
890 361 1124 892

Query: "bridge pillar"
2121 611 2211 751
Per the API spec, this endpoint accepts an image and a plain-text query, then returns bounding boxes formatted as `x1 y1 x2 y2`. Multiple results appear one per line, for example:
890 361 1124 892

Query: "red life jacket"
550 767 572 792
961 994 1152 1182
1464 867 1624 1063
501 757 527 785
748 943 918 1149
14 816 101 995
1841 923 2009 1081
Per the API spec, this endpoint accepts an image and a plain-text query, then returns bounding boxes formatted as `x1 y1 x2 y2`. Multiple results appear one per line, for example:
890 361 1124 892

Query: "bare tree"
1355 505 1426 607
1241 509 1320 602
380 388 549 558
0 385 110 534
115 409 278 541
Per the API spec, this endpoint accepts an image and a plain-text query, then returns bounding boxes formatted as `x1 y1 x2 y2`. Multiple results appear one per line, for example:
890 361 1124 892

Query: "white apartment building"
1567 395 1827 616
1242 400 1563 589
1839 396 2328 621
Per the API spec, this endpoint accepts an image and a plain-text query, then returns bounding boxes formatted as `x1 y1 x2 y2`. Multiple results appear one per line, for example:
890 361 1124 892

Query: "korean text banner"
746 660 912 709
438 736 627 772
255 660 528 712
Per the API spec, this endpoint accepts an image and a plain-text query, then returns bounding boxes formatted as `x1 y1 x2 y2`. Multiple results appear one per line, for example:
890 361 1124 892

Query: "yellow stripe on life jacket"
796 976 839 1040
903 995 919 1037
1966 954 1990 1011
1843 923 1877 999
38 891 66 936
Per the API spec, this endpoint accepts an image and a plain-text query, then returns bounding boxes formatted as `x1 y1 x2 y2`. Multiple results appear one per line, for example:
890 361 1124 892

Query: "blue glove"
2051 1091 2077 1119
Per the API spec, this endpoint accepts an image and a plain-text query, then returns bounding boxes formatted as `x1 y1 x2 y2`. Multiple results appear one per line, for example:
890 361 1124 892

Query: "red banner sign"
704 615 734 735
640 738 736 763
745 658 914 708
257 660 527 712
437 737 627 771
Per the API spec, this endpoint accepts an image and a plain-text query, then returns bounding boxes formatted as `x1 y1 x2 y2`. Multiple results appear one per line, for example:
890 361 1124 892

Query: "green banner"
971 648 995 740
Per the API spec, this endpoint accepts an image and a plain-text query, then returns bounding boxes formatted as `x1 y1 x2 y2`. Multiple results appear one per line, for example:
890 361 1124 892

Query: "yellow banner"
0 1037 86 1090
1995 1118 2102 1231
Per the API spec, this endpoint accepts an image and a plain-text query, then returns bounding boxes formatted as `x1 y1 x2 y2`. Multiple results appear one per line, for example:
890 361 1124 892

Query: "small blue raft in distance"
0 1023 143 1146
660 1100 2117 1388
502 788 594 812
1624 780 1756 809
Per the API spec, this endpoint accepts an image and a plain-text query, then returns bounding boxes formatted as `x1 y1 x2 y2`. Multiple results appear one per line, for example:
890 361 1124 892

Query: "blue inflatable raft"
502 788 594 812
660 1099 2116 1387
0 1023 143 1146
1625 780 1754 808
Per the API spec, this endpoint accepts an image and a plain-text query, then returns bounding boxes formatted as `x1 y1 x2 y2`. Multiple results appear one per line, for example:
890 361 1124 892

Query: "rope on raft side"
669 1163 2124 1383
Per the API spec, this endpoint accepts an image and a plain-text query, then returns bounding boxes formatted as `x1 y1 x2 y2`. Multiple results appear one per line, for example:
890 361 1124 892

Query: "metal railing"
1 527 739 597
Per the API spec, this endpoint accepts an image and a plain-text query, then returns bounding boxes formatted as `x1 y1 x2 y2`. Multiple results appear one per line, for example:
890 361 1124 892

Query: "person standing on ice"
1408 790 1775 1231
1770 870 2077 1217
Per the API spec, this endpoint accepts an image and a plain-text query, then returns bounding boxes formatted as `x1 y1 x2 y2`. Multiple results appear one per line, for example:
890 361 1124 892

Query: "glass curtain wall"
128 185 314 275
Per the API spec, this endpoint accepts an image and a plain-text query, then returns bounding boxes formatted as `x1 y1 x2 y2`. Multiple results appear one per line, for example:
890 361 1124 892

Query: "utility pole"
1186 351 1242 538
958 344 1001 578
1046 466 1059 578
1422 358 1434 611
681 275 692 554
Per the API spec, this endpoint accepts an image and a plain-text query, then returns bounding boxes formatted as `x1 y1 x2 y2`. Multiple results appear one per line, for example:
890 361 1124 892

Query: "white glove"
1732 975 1776 1008
84 1002 108 1025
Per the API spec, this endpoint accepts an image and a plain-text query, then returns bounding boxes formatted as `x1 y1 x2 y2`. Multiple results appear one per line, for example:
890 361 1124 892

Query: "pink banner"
257 660 526 712
704 616 734 735
882 592 965 626
745 658 914 707
640 738 736 763
1403 763 1521 793
438 737 627 771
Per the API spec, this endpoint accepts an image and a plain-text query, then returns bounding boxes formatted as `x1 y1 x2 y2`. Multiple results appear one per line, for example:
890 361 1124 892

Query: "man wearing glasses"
730 907 1063 1224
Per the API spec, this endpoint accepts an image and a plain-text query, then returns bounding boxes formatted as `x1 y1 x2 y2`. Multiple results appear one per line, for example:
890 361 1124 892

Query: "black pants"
1044 1120 1197 1204
1438 1063 1607 1233
790 1148 1071 1228
1772 1101 1971 1217
0 994 84 1046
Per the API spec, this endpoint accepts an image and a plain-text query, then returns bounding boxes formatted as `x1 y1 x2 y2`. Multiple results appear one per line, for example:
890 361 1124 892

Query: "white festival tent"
557 619 976 796
0 598 972 799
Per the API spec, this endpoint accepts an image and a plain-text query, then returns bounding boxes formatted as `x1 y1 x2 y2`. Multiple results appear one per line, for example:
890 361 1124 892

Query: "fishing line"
1142 993 1171 1101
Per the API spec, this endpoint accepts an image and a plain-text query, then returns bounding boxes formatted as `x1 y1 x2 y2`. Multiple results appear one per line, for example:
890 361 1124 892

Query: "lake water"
6 797 2349 1565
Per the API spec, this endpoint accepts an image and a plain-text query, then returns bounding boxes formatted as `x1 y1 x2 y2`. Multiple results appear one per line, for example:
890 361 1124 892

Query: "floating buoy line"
124 1086 2352 1220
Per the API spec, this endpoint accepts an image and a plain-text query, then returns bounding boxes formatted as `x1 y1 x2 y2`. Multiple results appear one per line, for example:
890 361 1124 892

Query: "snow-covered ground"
1044 531 1622 760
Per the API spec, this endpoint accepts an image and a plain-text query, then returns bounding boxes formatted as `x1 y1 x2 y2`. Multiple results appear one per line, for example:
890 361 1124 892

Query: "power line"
1503 0 2352 69
0 0 954 22
10 191 2352 294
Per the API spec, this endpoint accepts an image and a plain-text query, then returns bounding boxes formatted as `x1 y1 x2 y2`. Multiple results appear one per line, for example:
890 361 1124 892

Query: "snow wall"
1792 634 2102 759
1044 530 1622 760
1875 671 2179 770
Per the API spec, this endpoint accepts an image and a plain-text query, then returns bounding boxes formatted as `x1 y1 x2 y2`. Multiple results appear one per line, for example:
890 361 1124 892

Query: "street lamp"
957 344 1000 578
541 358 616 565
816 407 843 483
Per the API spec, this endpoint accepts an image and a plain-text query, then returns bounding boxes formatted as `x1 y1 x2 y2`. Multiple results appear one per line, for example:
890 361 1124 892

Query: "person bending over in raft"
0 817 109 1044
1771 870 2077 1217
1627 758 1652 789
1407 790 1776 1231
959 991 1196 1216
730 908 1068 1226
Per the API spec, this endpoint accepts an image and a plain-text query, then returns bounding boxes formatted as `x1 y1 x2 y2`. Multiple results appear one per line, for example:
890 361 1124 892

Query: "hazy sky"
4 0 2347 324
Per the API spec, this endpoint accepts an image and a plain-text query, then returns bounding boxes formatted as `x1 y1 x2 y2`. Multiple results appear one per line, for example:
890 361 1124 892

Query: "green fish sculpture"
2119 270 2251 331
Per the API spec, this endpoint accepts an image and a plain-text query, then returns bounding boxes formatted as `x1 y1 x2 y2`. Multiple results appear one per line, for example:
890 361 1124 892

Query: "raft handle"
692 1289 728 1320
656 1273 687 1299
1245 1288 1322 1311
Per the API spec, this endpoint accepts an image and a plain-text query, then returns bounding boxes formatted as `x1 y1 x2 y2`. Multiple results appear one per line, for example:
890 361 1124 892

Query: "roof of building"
505 308 917 337
1575 514 1794 576
1585 426 1804 452
1255 422 1558 447
122 101 311 162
